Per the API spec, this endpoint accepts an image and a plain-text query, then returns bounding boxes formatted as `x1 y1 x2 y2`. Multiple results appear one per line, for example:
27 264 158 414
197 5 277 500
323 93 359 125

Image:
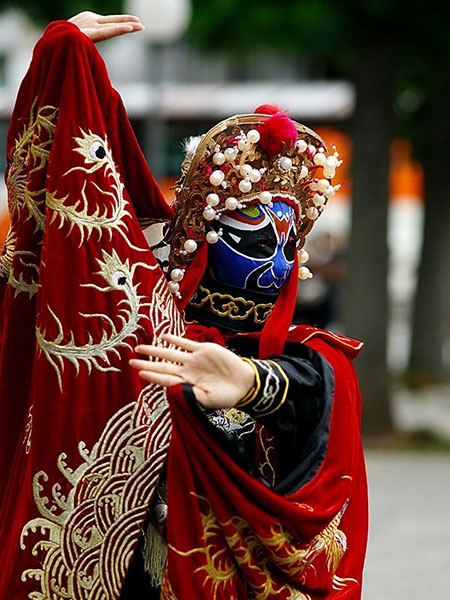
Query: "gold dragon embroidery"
168 494 356 599
1 99 58 296
46 129 146 252
36 249 160 390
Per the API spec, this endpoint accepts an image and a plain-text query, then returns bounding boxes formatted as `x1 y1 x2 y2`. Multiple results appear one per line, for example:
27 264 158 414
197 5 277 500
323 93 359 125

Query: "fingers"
135 344 188 363
98 14 142 24
129 358 182 376
161 333 201 352
91 23 144 42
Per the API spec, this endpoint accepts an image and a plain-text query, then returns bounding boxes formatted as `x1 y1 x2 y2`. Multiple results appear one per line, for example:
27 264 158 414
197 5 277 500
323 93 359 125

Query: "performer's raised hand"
129 334 255 410
68 11 144 42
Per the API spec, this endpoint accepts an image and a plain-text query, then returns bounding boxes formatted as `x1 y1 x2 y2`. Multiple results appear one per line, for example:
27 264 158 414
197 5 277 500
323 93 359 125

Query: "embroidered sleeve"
237 358 289 418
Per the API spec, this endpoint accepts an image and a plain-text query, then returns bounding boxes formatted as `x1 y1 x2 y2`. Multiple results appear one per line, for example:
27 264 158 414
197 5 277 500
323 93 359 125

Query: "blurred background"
0 1 448 597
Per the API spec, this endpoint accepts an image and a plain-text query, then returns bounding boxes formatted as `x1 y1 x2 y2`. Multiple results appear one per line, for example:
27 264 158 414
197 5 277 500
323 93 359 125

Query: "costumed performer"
0 12 368 600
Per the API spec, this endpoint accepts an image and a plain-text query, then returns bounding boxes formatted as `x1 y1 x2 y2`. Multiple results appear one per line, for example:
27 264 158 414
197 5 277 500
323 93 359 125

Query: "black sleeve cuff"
237 358 289 417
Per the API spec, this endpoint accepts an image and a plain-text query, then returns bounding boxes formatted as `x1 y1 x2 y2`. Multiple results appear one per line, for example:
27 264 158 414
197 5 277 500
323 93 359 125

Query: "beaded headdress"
166 106 342 296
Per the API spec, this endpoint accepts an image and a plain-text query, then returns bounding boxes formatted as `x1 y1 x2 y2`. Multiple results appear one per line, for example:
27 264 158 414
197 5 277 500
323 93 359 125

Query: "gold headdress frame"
165 113 341 293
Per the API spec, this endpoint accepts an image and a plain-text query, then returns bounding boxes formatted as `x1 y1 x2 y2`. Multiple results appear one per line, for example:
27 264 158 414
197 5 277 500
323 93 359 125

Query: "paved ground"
363 450 450 600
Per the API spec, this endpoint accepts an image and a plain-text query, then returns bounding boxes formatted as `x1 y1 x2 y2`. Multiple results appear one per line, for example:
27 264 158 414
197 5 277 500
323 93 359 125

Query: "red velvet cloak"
0 21 179 599
163 327 367 599
0 21 368 600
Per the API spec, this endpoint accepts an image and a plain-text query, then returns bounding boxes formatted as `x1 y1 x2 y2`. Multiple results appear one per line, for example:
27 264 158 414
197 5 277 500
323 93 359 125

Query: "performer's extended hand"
129 333 255 410
68 12 144 42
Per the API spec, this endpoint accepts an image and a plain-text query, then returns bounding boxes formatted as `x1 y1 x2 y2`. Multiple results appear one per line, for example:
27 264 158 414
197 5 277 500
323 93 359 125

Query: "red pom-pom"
254 104 284 115
257 113 298 156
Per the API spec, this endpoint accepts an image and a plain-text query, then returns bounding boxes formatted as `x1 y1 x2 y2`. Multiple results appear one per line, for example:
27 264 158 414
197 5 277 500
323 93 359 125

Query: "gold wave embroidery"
169 494 356 599
21 279 184 600
46 129 146 252
36 249 158 390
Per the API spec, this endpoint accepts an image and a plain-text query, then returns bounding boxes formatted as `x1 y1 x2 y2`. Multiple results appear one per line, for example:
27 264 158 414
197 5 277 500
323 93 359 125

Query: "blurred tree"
0 0 123 24
398 15 450 386
190 0 399 436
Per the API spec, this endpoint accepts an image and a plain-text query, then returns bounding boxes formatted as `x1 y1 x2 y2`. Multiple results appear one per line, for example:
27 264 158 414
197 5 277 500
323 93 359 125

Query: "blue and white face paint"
208 201 297 295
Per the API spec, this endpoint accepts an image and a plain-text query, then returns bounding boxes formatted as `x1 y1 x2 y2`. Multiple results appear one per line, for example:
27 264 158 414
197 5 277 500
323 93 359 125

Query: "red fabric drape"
0 21 178 598
0 20 368 600
163 326 367 599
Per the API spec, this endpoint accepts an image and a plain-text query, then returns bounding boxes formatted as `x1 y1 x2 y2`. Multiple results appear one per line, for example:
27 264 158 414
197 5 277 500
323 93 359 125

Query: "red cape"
163 326 367 599
0 21 179 598
0 21 368 600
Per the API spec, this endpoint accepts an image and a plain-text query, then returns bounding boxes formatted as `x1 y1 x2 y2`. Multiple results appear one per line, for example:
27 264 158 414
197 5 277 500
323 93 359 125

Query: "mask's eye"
255 234 274 250
112 271 127 286
89 141 107 160
283 228 297 262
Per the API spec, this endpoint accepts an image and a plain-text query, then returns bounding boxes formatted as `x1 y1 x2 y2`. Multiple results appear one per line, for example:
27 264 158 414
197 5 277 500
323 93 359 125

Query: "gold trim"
189 284 273 324
299 329 364 351
259 360 289 417
236 357 260 407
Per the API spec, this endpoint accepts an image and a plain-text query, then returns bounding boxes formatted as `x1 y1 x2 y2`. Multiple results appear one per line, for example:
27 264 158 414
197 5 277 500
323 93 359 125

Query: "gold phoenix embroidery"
36 249 158 390
1 99 58 295
21 278 184 600
46 129 146 252
189 284 274 324
168 494 356 599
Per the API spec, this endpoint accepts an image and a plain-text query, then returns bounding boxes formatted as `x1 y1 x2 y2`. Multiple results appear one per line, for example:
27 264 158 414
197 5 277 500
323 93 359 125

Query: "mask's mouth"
245 262 289 294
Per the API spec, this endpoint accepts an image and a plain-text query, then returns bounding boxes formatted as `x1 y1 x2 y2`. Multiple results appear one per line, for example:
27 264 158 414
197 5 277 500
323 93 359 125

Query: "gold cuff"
236 357 261 407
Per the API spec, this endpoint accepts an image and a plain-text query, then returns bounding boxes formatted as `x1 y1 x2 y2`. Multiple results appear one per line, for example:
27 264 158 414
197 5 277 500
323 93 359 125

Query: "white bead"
168 281 180 293
209 170 225 186
224 147 237 161
154 502 168 523
313 193 326 207
317 179 329 192
239 179 252 193
259 191 272 204
238 138 251 152
313 152 326 166
249 169 262 183
309 181 319 192
299 165 309 179
213 152 225 165
307 144 317 156
306 206 319 220
323 167 336 179
298 266 313 280
326 156 338 167
279 156 293 171
203 206 216 221
206 230 219 244
240 164 252 177
247 129 260 143
170 268 184 282
184 239 197 253
297 139 307 152
325 186 335 198
298 249 309 264
225 197 238 210
206 193 220 206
